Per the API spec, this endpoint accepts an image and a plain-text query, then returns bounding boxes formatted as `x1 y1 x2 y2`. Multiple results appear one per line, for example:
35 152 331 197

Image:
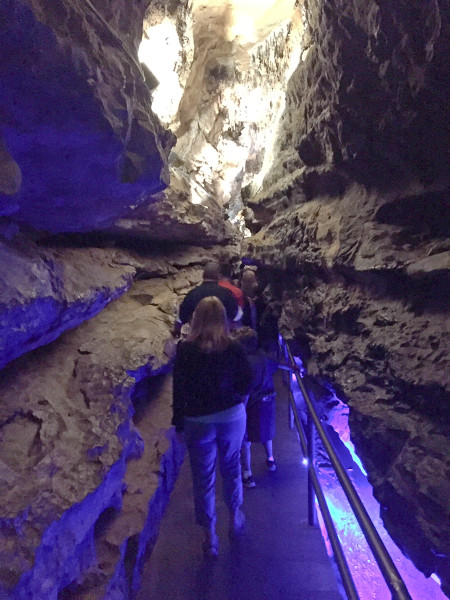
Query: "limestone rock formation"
0 237 136 370
0 0 448 597
0 0 172 234
0 257 227 598
244 0 449 590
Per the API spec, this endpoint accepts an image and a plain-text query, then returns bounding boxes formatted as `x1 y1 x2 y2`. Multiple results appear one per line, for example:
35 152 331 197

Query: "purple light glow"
341 439 367 476
314 426 446 599
287 358 446 598
315 469 447 599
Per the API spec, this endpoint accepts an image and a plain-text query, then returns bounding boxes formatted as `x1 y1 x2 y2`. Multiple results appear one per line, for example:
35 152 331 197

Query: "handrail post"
288 372 294 430
307 413 317 526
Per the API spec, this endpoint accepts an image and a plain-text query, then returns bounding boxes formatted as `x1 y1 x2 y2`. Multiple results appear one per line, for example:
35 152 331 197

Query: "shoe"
242 474 256 489
266 459 277 471
229 509 246 539
202 534 219 558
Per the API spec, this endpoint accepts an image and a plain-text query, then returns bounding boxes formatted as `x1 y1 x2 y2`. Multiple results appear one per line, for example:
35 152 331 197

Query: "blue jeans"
184 412 246 528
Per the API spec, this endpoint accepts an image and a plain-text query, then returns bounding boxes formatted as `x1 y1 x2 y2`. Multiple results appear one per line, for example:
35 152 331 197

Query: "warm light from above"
138 20 184 127
227 0 296 45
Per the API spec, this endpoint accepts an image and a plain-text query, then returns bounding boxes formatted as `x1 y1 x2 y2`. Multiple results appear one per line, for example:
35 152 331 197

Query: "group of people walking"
171 261 289 558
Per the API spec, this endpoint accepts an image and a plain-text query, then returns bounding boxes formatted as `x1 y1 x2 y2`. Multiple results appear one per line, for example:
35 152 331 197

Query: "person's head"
187 296 230 352
231 326 258 354
241 268 257 297
202 261 220 282
219 261 233 280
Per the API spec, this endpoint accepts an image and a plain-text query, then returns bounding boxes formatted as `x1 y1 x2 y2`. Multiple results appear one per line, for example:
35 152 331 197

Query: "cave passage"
133 369 446 600
0 0 448 598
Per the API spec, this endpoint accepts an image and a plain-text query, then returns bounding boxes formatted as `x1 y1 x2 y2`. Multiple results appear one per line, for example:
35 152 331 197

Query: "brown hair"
187 296 230 352
202 262 220 281
241 268 257 297
231 326 258 354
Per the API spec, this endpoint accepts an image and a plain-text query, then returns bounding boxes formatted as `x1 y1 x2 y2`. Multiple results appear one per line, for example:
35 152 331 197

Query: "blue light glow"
342 439 368 476
287 345 445 598
314 422 446 599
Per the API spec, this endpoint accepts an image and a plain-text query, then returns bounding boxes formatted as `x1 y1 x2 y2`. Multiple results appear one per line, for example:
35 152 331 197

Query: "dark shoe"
266 459 277 472
242 474 256 489
229 509 246 539
202 534 219 558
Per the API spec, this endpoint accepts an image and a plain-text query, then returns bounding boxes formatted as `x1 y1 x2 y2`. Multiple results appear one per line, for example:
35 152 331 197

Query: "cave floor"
137 373 342 600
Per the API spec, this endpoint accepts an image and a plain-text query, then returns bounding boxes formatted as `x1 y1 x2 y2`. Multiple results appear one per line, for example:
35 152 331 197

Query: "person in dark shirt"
172 296 252 557
173 262 240 336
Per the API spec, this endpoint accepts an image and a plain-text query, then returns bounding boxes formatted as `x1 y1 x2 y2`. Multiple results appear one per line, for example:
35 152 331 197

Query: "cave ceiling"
0 0 302 240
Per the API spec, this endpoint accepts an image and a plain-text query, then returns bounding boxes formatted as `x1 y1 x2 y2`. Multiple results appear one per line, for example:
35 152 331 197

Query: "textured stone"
0 237 136 370
0 0 171 233
0 274 180 598
0 244 243 597
242 1 449 589
0 0 449 597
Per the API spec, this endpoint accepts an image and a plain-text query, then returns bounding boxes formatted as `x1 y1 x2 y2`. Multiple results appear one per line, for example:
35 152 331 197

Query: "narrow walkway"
137 374 343 600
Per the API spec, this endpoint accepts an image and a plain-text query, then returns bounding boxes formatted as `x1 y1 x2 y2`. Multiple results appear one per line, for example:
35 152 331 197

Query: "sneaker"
202 534 219 558
266 459 277 472
229 508 246 539
242 474 256 489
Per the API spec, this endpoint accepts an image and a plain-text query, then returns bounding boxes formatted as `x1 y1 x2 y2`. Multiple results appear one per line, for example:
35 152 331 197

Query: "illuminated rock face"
0 256 229 599
0 0 171 234
0 0 449 598
245 0 449 591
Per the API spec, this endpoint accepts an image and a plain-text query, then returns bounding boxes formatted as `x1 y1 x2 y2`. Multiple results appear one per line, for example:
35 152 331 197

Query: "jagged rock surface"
0 255 232 598
0 0 448 597
0 0 175 235
0 237 240 368
244 0 449 588
0 237 136 370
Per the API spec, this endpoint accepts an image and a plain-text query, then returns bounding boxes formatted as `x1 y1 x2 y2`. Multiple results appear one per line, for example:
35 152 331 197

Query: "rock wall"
245 0 449 593
0 0 173 234
0 0 448 597
0 249 239 598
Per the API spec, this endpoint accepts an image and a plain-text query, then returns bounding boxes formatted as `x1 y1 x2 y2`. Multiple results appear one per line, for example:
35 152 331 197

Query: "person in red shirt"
219 262 244 324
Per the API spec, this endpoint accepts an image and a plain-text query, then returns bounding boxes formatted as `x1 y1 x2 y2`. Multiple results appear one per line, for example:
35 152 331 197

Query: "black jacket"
172 340 252 429
178 281 238 324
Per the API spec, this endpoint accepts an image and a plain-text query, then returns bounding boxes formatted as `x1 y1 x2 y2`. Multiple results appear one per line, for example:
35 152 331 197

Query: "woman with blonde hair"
172 296 252 557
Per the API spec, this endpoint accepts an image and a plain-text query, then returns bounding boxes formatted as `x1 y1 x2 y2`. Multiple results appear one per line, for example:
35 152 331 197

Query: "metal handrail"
284 368 360 600
279 336 412 600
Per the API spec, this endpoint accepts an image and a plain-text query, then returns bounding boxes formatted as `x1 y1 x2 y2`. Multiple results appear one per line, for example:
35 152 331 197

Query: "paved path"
137 374 343 600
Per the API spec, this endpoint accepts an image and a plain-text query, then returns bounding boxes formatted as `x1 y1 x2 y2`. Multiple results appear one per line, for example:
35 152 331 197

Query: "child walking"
232 327 291 488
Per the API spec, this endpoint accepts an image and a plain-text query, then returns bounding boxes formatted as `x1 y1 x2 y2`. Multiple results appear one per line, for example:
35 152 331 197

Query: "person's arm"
233 342 253 395
172 319 182 338
233 305 243 322
220 287 239 322
172 343 188 431
267 356 304 375
178 290 194 326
